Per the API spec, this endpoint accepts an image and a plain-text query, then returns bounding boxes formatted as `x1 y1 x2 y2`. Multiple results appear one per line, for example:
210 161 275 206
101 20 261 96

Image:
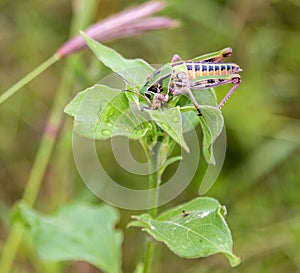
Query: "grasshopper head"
140 85 148 95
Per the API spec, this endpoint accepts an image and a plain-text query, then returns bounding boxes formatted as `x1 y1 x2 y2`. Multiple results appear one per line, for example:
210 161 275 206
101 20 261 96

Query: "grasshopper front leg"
152 92 169 109
140 89 169 111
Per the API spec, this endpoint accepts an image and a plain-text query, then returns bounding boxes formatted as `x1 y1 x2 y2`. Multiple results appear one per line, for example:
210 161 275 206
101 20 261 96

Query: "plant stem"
0 55 59 105
148 169 160 218
143 164 161 273
0 223 23 273
143 241 155 273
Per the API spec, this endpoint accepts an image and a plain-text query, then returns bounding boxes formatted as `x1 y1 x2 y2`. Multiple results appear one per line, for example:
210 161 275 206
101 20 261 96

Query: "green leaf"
180 88 218 132
64 84 149 139
147 107 189 152
129 197 240 267
180 109 201 134
181 105 224 165
192 89 224 164
82 32 154 89
14 202 123 273
199 106 224 165
194 87 218 108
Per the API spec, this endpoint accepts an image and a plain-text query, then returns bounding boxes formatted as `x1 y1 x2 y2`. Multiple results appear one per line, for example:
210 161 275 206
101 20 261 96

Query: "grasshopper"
140 47 242 116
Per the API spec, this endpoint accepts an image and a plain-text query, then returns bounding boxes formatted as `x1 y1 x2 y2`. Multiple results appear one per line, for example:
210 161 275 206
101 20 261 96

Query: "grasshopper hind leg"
218 76 241 109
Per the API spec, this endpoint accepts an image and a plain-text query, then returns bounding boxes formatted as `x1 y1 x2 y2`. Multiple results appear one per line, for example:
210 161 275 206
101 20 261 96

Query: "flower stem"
0 54 59 105
0 1 98 272
143 163 161 273
148 169 160 218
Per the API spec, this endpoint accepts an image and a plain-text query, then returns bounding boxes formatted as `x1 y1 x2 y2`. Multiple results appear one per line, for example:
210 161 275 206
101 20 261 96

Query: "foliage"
62 34 237 269
13 203 122 273
65 33 224 164
1 1 300 273
129 197 240 267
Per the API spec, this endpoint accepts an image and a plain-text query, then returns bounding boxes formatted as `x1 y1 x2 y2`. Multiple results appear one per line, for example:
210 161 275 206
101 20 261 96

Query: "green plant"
11 34 240 273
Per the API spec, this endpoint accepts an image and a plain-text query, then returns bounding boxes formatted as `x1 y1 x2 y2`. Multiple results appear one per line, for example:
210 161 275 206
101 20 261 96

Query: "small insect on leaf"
182 209 190 217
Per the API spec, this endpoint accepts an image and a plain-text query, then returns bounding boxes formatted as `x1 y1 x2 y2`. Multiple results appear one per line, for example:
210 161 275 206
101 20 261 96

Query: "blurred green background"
1 0 300 272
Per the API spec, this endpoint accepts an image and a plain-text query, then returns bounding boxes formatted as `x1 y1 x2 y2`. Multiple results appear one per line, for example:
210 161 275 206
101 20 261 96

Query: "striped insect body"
139 47 242 115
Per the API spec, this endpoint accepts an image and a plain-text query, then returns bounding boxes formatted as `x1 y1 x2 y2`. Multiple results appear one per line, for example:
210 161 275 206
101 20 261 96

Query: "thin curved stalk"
0 55 59 105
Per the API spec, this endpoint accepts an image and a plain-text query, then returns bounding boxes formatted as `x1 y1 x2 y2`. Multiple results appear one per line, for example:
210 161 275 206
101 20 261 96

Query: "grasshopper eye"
182 209 190 217
145 92 152 99
148 84 163 93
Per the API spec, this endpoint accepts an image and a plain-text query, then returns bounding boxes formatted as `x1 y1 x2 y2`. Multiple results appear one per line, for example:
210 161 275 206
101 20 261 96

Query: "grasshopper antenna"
122 89 152 105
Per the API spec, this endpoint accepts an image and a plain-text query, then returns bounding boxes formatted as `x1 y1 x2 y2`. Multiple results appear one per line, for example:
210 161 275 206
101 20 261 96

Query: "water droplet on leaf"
150 225 156 230
102 129 112 136
172 116 179 123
